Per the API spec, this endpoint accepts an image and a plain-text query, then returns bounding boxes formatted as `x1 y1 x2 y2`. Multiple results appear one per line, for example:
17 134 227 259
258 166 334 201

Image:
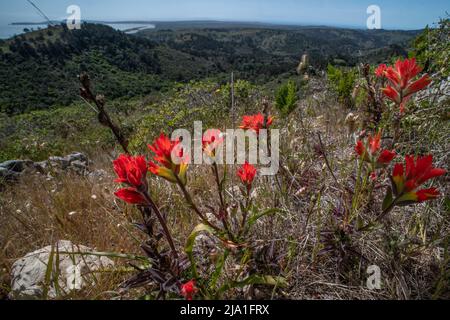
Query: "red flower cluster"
148 133 189 185
113 154 148 204
376 58 431 113
355 131 396 167
240 113 274 134
392 155 446 203
375 64 387 78
180 280 198 300
237 162 257 188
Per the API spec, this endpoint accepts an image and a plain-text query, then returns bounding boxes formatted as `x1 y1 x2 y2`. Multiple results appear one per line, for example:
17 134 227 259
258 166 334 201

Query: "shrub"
275 80 299 117
327 64 357 108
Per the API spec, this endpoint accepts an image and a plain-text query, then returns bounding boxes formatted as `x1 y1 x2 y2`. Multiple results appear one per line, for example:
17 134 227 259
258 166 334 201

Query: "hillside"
0 23 419 115
140 25 419 70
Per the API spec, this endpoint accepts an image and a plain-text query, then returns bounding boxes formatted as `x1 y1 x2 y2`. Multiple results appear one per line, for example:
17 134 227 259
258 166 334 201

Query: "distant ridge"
10 20 423 32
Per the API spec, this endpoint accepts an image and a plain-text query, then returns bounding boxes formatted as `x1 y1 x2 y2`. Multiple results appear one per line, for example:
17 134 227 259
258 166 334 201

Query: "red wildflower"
368 131 382 155
391 155 446 203
404 75 432 97
180 280 198 301
379 58 431 113
377 150 397 165
148 133 189 185
385 58 423 88
240 113 274 134
403 155 447 191
416 188 440 202
355 132 396 171
202 129 224 157
355 140 366 157
375 64 387 77
237 162 257 187
113 154 148 188
113 154 148 205
114 187 146 205
382 86 401 104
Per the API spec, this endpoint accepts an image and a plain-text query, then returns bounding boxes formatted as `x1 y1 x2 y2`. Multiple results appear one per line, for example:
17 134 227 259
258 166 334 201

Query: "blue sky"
0 0 448 29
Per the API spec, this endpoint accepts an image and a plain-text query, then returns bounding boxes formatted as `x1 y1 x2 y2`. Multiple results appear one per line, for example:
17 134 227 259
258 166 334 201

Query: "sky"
0 0 448 30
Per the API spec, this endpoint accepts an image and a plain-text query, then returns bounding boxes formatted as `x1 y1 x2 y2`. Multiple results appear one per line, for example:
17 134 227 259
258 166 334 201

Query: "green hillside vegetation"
0 23 419 115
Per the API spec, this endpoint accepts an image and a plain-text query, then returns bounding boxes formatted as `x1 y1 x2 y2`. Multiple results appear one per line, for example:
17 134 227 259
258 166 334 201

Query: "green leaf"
42 245 55 300
397 192 419 204
382 187 394 211
245 208 281 232
185 224 214 278
209 250 229 290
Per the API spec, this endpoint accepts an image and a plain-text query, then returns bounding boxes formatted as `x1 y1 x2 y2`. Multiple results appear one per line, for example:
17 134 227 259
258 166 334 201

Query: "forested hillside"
0 23 419 114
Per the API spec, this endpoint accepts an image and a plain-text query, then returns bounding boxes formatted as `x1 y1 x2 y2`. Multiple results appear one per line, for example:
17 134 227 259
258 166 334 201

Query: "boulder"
0 153 90 184
0 160 34 173
9 240 114 299
69 160 88 175
67 152 89 164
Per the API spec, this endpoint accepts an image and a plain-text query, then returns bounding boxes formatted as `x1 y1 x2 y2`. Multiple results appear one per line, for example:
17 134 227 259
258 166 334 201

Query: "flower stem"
239 186 251 238
358 198 398 232
212 163 235 241
175 175 221 232
140 189 179 259
213 163 225 209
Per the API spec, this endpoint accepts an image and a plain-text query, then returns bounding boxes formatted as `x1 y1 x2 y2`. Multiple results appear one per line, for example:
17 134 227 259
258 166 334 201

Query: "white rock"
9 240 114 299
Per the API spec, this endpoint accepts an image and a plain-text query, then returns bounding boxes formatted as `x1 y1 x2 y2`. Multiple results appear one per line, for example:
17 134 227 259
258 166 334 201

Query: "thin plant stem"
175 175 221 232
212 163 235 241
140 188 179 259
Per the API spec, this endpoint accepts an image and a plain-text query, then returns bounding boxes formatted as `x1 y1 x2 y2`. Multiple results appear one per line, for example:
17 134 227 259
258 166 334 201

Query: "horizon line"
9 18 428 31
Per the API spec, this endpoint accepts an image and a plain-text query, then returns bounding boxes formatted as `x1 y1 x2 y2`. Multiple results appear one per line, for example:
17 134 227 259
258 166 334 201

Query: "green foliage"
0 23 169 114
129 80 262 152
412 18 449 77
327 64 357 108
275 80 299 117
0 23 419 115
0 98 142 162
399 18 450 159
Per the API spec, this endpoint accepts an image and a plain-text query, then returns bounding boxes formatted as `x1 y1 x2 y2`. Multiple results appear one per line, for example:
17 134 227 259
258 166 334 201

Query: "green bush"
275 80 299 117
327 64 357 108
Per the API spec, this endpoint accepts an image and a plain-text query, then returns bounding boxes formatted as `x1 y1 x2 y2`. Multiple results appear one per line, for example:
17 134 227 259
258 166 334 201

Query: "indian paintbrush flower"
355 131 396 167
375 64 387 78
148 133 189 185
113 154 148 205
376 58 431 113
237 162 257 188
390 155 446 204
113 154 148 188
240 113 274 134
114 187 146 204
180 280 198 300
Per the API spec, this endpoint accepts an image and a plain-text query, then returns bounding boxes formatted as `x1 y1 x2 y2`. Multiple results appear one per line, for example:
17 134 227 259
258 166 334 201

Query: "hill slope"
0 23 419 114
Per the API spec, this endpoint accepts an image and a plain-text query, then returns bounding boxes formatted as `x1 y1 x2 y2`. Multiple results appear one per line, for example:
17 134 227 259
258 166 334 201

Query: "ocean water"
0 23 155 39
0 23 49 39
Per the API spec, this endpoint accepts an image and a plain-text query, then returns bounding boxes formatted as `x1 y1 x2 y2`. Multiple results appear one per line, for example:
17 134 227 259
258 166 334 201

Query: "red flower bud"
237 162 257 187
180 280 198 301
